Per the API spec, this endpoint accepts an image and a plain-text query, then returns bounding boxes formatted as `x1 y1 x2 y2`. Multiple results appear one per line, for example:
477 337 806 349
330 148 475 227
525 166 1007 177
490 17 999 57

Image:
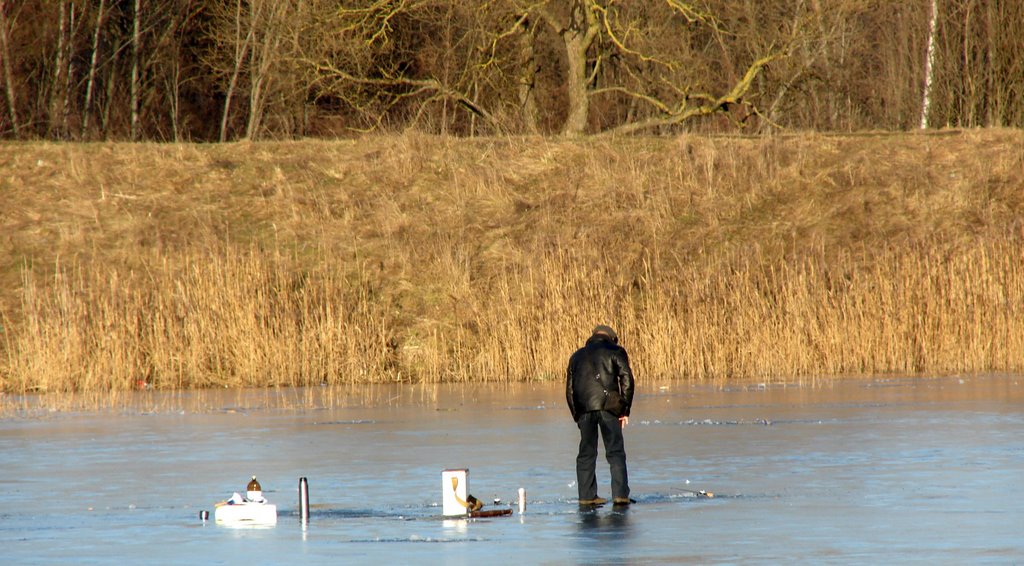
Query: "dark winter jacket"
566 333 635 422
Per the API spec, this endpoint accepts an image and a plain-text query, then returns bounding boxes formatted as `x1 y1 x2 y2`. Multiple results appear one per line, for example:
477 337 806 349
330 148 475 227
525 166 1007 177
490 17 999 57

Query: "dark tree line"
0 0 1021 141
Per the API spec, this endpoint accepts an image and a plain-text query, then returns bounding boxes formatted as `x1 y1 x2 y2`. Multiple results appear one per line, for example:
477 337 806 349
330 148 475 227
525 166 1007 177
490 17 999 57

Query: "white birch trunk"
919 0 939 129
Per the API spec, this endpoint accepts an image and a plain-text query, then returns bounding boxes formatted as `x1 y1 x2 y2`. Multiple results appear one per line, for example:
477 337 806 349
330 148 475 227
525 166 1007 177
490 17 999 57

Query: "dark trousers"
576 410 629 500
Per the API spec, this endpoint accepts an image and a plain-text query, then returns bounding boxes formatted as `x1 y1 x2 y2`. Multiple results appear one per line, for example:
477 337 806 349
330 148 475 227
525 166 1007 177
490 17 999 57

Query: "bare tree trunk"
61 3 77 138
48 2 65 137
221 0 253 142
920 0 939 129
81 0 106 139
47 1 80 139
560 1 598 136
470 80 478 136
563 37 588 134
131 0 141 140
0 0 18 136
984 0 1000 126
516 17 538 134
961 0 976 126
168 62 181 141
167 1 201 142
245 1 282 140
538 0 599 136
245 54 269 140
102 59 117 133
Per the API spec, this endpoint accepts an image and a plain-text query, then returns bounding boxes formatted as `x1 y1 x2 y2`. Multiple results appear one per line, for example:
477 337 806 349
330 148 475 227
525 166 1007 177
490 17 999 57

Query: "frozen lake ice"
2 375 1022 564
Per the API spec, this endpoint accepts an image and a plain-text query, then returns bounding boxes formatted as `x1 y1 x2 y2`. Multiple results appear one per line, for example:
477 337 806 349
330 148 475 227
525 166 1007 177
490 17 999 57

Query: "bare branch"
478 11 530 71
592 2 673 70
308 57 499 128
600 52 783 135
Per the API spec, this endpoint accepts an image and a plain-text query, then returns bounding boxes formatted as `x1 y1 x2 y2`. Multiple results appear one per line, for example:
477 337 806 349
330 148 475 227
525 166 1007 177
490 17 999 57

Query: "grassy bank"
2 130 1023 393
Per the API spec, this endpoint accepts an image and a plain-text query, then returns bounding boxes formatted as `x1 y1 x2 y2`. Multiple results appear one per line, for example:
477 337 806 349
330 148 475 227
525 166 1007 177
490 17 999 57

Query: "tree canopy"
0 0 1021 141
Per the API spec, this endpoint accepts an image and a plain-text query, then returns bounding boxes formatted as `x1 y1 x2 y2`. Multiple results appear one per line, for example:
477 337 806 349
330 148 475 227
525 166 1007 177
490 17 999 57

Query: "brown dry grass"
2 130 1023 394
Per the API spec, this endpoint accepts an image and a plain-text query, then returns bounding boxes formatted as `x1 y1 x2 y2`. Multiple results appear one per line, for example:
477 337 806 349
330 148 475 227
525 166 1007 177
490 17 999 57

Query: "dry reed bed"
2 131 1023 392
4 237 1022 393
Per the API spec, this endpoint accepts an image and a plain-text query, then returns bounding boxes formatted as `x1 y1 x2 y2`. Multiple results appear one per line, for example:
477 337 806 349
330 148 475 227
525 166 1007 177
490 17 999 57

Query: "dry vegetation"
2 130 1023 394
5 1 1023 141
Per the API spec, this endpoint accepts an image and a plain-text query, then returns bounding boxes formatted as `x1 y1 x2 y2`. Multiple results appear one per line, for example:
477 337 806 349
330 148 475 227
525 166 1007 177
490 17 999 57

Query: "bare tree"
0 0 1019 140
0 0 18 136
528 1 599 135
514 15 539 133
81 0 106 138
164 1 201 141
49 1 80 139
295 0 792 136
130 0 141 140
296 0 501 134
516 1 792 135
218 0 252 141
920 0 939 128
244 0 301 139
244 0 273 139
204 0 305 141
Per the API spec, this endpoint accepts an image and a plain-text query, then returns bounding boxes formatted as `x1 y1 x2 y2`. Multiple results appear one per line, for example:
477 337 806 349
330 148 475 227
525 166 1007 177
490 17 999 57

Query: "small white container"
214 500 278 526
441 469 469 517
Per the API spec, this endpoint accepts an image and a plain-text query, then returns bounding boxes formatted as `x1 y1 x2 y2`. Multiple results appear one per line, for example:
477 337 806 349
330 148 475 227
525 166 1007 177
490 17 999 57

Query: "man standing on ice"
566 325 635 506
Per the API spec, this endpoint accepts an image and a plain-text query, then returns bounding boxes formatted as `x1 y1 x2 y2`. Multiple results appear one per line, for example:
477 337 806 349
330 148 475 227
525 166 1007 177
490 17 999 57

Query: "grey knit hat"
592 324 618 342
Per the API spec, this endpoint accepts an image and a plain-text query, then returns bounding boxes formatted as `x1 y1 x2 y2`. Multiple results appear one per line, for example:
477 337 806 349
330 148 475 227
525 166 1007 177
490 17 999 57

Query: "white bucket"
441 469 469 517
214 501 277 526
